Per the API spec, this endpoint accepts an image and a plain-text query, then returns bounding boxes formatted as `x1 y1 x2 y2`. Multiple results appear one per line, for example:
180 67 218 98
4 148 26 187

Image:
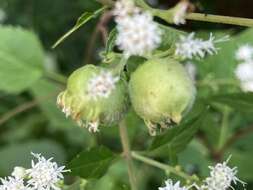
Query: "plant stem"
218 107 230 150
131 152 196 182
44 71 67 84
136 0 253 27
186 13 253 27
119 119 137 190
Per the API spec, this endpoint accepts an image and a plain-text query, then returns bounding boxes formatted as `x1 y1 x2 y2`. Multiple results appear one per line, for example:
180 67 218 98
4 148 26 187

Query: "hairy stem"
135 0 253 27
119 120 137 190
131 152 197 182
186 13 253 27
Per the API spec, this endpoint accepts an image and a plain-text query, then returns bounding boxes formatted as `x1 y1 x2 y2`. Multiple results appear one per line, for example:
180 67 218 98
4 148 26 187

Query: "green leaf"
150 106 208 152
52 7 107 48
210 93 253 113
29 78 76 128
104 28 117 55
0 140 66 176
68 146 118 179
0 26 44 93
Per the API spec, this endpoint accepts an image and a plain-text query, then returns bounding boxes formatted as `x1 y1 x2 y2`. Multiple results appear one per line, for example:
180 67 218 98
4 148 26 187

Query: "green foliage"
53 6 107 48
0 26 44 93
68 146 118 179
150 105 208 152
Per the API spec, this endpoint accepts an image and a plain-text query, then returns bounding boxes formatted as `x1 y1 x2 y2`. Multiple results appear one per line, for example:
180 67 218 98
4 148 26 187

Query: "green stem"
44 71 67 84
186 13 253 27
136 0 253 27
197 79 239 87
218 108 230 150
119 120 138 190
131 152 196 182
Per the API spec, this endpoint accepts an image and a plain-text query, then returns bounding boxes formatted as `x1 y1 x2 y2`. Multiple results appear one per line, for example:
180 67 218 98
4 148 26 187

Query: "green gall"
57 65 129 133
129 58 196 135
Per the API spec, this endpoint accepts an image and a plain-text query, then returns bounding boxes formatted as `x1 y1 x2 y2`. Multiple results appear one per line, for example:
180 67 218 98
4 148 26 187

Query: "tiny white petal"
87 70 119 100
26 153 69 190
159 179 188 190
202 157 246 190
175 33 229 59
11 167 27 179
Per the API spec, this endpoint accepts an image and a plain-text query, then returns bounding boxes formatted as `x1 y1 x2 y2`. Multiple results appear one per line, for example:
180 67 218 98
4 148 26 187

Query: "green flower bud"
129 58 196 135
57 65 129 133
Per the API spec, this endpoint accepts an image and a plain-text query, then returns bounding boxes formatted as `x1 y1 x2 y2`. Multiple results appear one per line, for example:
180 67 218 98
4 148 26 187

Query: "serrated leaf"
210 93 253 113
150 106 208 152
53 7 107 48
68 146 118 179
0 26 44 93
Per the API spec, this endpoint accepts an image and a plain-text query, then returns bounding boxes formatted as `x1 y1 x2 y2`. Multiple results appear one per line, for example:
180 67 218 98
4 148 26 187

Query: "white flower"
235 62 253 92
185 62 197 81
235 62 253 82
235 44 253 62
202 157 246 190
114 0 162 57
26 153 69 190
87 70 119 100
0 177 28 190
159 180 188 190
11 167 27 179
173 1 189 25
113 0 139 20
175 33 229 59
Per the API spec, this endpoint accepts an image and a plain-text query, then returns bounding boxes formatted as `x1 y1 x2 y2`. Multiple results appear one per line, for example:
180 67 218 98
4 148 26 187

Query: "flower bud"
11 167 27 179
57 65 129 132
129 58 196 135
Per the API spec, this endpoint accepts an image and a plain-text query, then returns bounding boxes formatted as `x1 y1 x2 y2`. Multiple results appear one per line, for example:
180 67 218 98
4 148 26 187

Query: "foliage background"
0 0 253 189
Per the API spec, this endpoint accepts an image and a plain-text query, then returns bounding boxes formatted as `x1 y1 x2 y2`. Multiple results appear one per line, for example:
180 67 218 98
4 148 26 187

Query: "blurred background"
0 0 253 189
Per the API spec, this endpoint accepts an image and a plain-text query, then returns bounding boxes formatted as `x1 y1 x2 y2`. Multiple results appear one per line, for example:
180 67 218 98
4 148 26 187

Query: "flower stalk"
119 119 138 190
131 151 198 182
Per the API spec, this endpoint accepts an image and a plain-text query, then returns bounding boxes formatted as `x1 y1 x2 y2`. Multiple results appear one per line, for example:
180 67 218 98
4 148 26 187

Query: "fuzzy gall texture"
57 65 129 132
129 59 196 135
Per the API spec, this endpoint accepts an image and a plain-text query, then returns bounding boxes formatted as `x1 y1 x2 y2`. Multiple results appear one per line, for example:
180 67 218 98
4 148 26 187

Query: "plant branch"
186 13 253 27
135 0 253 27
131 152 197 182
0 92 58 126
119 119 137 190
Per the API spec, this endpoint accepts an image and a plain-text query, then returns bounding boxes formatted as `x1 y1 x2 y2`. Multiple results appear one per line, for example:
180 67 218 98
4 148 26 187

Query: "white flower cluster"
235 44 253 92
159 180 188 190
87 70 119 100
114 0 162 57
0 153 69 190
159 158 245 190
175 33 229 59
